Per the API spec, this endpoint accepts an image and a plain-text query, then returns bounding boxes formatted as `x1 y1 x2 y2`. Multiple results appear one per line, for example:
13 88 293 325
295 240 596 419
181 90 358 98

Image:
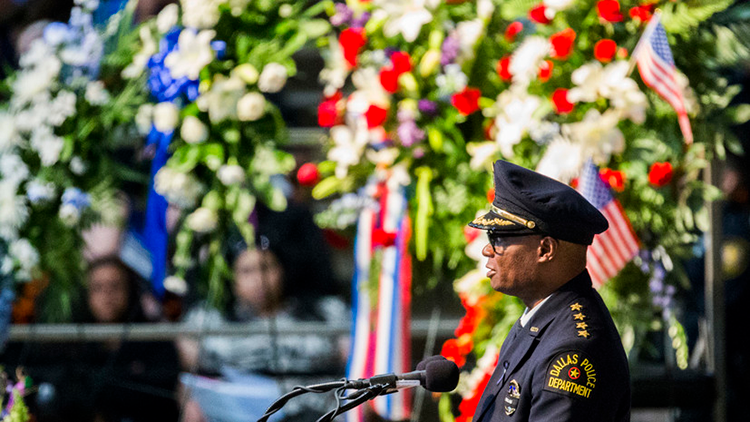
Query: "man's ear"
538 236 558 262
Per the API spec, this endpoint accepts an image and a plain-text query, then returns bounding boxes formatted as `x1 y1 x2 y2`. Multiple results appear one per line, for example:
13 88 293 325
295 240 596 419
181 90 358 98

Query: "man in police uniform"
470 160 630 422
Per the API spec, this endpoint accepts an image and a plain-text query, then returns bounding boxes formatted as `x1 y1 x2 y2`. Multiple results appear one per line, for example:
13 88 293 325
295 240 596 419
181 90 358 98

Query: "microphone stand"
257 381 347 422
315 383 390 422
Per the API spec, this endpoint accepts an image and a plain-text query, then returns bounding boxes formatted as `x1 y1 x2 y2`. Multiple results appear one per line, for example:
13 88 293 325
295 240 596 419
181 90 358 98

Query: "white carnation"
0 180 29 239
154 167 204 208
85 81 111 105
180 115 209 144
59 203 82 226
164 275 188 296
153 102 180 133
30 126 65 166
0 112 21 152
0 154 30 186
217 164 245 186
9 238 39 280
186 207 218 233
180 0 224 29
157 3 180 33
136 104 154 135
164 29 216 80
237 92 266 121
197 75 245 123
258 63 288 93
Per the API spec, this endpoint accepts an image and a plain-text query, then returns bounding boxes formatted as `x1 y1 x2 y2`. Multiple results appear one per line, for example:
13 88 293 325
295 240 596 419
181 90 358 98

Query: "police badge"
503 379 521 416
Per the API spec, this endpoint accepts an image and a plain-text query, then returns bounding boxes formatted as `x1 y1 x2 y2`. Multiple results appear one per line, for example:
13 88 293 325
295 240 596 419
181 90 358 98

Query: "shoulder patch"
543 350 597 399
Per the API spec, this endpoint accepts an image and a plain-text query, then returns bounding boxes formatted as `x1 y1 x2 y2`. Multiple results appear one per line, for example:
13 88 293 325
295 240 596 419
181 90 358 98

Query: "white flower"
157 3 180 33
26 179 56 204
18 38 55 68
9 238 39 280
122 27 157 79
535 136 584 183
544 0 576 13
85 81 110 105
154 168 204 208
180 0 224 29
164 275 188 296
237 92 266 121
30 126 65 166
436 64 468 97
279 4 293 18
180 115 209 143
492 90 542 157
375 0 434 43
477 0 495 20
365 147 399 168
11 62 61 106
258 63 288 93
232 63 259 84
0 180 29 238
456 19 484 63
164 29 216 80
228 0 251 16
136 104 154 135
0 154 30 185
466 141 499 170
59 203 82 226
153 102 180 133
70 156 88 175
0 112 21 152
60 31 103 67
349 67 390 111
328 122 369 178
562 109 625 165
197 75 245 122
48 90 77 126
186 207 218 233
217 164 245 185
568 62 603 103
509 36 550 87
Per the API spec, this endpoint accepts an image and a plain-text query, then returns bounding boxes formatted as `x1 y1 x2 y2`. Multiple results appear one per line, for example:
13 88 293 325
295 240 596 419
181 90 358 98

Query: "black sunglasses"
487 231 538 250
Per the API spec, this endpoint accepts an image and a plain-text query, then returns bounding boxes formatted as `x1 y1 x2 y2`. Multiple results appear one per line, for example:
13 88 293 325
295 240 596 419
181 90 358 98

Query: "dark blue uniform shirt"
473 270 630 422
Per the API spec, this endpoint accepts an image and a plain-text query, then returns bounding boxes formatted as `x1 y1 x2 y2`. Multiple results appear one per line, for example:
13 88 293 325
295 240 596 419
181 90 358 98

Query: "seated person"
177 237 347 422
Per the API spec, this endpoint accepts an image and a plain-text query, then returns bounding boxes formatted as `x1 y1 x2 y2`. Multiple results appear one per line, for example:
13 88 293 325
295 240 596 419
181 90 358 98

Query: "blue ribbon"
142 128 173 298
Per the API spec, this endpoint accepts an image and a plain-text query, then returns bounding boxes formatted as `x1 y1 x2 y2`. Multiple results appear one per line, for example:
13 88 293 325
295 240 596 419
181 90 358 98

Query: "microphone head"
416 355 447 371
423 359 459 392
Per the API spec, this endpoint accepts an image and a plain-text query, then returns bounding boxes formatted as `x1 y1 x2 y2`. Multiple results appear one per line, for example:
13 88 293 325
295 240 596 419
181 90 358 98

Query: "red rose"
379 67 400 93
463 226 482 244
497 56 513 81
317 99 340 127
552 88 575 114
594 39 617 63
339 28 367 68
600 168 625 192
486 188 495 203
629 4 654 22
390 51 412 74
296 163 320 187
648 162 673 187
365 104 388 128
617 47 629 59
529 4 552 25
505 21 524 41
597 0 623 23
451 87 482 116
538 60 554 82
550 28 576 60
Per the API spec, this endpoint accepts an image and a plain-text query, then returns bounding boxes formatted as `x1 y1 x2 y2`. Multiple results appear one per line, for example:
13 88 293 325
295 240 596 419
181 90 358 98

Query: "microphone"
345 358 459 393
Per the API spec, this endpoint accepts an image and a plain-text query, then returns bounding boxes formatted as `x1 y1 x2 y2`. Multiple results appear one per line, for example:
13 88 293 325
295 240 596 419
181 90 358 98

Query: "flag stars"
570 303 583 311
573 313 586 321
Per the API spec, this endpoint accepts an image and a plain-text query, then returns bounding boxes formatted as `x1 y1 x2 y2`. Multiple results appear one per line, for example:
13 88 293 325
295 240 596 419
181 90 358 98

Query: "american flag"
632 12 693 144
577 161 640 287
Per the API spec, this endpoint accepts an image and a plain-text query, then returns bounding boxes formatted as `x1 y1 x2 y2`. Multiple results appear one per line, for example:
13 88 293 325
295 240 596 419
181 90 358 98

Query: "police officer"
470 160 630 422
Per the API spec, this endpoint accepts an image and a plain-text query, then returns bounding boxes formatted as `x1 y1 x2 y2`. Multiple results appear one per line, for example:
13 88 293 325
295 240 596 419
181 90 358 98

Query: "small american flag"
578 160 640 287
632 12 693 144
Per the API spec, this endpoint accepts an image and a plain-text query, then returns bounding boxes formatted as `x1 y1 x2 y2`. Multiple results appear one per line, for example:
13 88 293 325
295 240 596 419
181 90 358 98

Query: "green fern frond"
661 0 735 34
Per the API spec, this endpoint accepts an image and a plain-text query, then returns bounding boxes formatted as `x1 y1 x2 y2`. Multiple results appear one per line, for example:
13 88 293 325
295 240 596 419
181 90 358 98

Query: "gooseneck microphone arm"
256 381 347 422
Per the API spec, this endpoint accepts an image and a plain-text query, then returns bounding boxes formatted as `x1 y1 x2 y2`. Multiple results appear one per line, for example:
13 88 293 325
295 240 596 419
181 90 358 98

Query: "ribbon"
142 128 172 298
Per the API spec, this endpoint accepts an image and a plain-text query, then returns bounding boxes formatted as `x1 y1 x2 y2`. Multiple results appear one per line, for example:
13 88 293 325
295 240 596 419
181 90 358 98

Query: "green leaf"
312 175 342 199
415 166 434 261
299 19 331 40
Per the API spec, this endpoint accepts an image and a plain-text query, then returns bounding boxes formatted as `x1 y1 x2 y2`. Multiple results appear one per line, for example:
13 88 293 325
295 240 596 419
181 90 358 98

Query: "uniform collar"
520 270 593 337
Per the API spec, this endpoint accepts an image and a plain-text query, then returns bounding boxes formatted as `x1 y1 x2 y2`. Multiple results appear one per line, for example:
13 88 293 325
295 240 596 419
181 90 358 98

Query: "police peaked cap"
469 160 608 245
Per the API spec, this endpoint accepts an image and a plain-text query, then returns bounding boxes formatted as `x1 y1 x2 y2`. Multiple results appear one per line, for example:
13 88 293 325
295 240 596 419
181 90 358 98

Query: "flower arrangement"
121 0 332 305
310 0 749 420
0 0 149 321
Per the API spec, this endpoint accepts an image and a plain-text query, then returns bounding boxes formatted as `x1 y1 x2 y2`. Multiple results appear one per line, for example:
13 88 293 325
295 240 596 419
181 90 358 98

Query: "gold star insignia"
577 330 591 338
576 322 588 329
573 313 586 321
570 303 583 312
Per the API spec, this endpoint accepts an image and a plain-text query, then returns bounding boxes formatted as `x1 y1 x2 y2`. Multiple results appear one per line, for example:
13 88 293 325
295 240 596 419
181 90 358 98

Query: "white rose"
232 63 259 84
236 92 266 121
217 164 245 186
258 63 287 93
59 203 81 226
0 112 20 151
85 80 110 105
157 3 180 33
136 104 154 135
70 156 88 175
164 275 188 296
0 154 29 185
153 102 180 133
9 238 39 269
180 115 209 144
186 207 218 233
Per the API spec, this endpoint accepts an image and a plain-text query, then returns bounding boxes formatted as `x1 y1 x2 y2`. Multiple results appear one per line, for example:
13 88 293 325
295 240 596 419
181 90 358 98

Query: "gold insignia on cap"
471 216 515 227
577 330 591 338
491 205 537 229
570 303 582 311
576 322 588 330
573 313 586 321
